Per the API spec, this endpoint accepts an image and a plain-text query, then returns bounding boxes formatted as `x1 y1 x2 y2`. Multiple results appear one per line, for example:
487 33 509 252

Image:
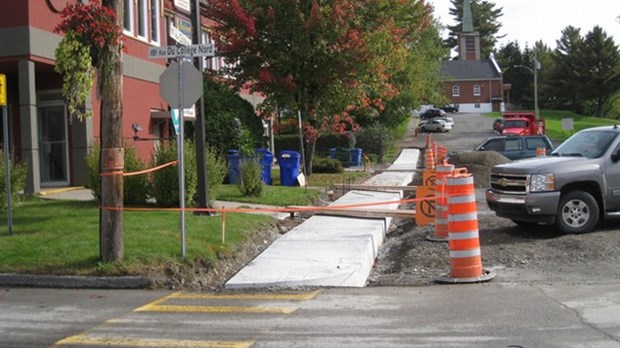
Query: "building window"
123 0 134 34
202 32 221 71
124 0 160 45
452 85 460 97
150 0 160 44
473 84 481 96
475 103 480 109
137 0 148 39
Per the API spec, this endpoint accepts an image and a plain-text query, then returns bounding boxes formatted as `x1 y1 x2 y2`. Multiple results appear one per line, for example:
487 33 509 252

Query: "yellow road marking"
133 290 320 314
135 303 295 314
168 289 322 301
56 334 253 348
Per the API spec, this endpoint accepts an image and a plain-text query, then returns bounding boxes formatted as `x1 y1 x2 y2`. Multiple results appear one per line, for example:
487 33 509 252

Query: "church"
440 0 506 113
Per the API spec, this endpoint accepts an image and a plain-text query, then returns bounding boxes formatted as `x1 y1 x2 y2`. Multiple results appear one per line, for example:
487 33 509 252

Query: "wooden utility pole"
99 0 124 262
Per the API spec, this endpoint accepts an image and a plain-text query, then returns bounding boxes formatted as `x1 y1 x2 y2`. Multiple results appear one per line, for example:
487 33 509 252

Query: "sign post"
150 42 214 256
0 73 12 235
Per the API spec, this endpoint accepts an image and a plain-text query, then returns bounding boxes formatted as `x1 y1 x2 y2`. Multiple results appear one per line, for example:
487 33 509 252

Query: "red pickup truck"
501 112 545 136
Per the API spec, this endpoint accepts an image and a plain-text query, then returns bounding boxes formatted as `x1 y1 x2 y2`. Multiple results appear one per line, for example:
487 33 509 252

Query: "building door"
37 103 69 186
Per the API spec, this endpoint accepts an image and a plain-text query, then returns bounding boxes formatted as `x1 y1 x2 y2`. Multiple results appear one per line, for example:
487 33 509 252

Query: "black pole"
191 0 212 214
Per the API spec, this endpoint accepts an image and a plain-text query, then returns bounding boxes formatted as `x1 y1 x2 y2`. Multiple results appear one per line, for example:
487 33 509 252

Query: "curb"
0 274 153 289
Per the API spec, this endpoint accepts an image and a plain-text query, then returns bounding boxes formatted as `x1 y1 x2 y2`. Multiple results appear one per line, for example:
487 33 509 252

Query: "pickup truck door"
606 142 620 210
503 138 524 160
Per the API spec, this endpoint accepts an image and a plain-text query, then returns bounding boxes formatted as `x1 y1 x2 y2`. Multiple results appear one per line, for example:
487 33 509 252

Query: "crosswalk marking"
55 290 321 347
56 334 253 348
134 290 321 314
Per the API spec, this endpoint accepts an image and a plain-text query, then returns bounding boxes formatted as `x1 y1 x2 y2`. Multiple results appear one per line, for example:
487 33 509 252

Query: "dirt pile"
446 151 510 188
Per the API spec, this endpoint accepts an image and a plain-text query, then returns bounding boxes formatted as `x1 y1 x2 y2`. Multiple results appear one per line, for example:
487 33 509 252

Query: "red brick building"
0 0 256 194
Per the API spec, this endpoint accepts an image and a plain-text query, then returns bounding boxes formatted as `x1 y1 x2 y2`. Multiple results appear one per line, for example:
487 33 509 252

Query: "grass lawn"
0 170 373 276
486 110 619 142
0 198 275 275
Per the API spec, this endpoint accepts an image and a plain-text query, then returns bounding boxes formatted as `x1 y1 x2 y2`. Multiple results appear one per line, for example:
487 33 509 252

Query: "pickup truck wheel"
556 191 599 234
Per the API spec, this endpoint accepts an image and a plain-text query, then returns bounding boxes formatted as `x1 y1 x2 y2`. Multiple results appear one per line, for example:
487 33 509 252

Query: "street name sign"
148 44 216 59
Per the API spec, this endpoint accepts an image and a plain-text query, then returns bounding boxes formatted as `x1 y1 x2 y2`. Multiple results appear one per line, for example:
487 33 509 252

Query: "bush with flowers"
54 1 124 120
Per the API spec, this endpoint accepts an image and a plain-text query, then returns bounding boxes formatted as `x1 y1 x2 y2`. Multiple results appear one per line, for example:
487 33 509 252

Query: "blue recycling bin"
226 149 241 184
350 148 362 166
255 148 273 185
277 151 301 186
331 147 351 167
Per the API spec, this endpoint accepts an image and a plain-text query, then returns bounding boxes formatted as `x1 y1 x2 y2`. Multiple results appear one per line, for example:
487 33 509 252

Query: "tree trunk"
99 0 124 262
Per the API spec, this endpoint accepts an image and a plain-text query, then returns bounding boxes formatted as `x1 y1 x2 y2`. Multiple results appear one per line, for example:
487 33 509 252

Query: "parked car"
420 108 447 120
424 115 454 128
474 135 554 160
440 105 459 113
419 119 452 133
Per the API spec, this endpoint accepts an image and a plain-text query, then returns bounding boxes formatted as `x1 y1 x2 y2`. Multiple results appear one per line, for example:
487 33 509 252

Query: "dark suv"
475 135 554 160
420 108 446 119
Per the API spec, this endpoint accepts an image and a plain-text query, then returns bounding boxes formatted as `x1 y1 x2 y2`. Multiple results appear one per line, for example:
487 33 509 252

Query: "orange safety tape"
99 195 438 213
100 160 179 177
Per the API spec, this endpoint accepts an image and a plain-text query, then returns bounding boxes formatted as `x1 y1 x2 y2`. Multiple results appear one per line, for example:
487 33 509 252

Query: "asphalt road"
2 283 618 347
1 113 618 348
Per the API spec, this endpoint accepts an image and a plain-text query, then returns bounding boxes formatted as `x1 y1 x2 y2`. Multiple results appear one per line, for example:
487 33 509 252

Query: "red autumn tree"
206 0 435 174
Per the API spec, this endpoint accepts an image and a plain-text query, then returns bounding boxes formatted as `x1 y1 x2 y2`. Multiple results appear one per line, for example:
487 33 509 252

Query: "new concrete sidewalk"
225 148 420 289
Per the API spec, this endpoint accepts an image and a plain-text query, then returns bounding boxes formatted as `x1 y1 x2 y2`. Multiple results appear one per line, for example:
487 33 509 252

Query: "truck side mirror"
611 146 620 162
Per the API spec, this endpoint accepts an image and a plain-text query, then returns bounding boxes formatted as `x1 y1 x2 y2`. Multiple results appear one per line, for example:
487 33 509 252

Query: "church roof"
441 59 502 80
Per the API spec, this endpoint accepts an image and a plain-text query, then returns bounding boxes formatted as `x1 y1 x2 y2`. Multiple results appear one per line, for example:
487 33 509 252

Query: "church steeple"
462 0 474 32
458 0 481 60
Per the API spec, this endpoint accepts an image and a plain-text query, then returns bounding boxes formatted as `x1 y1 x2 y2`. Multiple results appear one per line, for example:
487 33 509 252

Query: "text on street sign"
148 44 216 59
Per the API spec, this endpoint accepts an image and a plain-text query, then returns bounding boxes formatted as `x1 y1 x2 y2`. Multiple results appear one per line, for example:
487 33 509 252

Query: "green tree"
496 41 528 105
549 26 584 112
574 26 620 117
444 0 505 58
186 73 264 154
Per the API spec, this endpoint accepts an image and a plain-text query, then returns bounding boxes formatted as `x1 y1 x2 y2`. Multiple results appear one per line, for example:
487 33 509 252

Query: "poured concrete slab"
225 149 420 289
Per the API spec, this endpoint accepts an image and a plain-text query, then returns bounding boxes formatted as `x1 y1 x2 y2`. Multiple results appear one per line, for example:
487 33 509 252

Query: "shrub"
85 141 150 205
312 156 344 173
356 125 394 163
238 158 263 197
204 147 227 204
0 151 27 209
151 140 197 207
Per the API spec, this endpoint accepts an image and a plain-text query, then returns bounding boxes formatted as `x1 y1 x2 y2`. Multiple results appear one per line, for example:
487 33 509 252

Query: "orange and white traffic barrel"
436 173 495 283
427 163 454 242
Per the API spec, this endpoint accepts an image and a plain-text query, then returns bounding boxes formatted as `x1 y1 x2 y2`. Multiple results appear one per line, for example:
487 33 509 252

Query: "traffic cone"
427 163 454 242
436 172 495 283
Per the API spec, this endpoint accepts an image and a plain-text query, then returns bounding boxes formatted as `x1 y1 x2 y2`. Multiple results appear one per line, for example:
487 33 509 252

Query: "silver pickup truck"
486 125 620 234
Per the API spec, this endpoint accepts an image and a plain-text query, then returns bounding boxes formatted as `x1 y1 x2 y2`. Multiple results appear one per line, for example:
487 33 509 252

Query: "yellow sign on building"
0 74 6 106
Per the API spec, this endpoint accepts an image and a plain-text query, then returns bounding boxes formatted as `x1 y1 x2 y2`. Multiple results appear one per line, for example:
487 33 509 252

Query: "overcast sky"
431 0 620 49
